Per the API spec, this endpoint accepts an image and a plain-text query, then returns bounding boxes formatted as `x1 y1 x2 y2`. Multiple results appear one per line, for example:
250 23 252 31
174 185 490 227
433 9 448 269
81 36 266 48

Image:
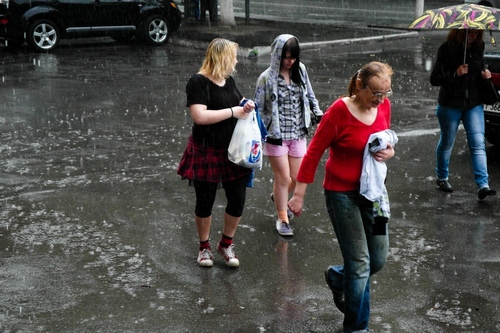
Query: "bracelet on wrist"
230 107 234 118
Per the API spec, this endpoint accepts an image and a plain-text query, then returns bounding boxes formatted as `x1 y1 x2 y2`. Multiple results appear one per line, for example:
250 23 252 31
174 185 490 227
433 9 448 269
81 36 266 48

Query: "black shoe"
436 180 453 192
324 270 345 313
478 187 496 200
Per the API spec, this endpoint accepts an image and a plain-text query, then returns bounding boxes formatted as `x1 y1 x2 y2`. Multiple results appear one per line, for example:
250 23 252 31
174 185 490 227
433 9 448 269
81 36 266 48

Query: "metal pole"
184 0 190 19
415 0 424 18
245 0 250 24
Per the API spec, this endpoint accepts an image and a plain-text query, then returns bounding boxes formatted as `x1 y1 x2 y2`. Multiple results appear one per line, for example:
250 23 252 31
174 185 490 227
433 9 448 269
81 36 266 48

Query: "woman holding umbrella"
430 28 496 199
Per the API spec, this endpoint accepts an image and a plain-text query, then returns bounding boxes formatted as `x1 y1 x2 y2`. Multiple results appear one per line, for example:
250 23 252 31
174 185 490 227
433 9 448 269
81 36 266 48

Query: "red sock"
199 239 210 251
219 234 233 248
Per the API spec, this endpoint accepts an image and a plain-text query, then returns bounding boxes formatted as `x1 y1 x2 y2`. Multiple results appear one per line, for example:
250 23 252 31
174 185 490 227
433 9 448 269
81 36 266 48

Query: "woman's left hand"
243 100 255 113
482 69 492 79
372 143 395 162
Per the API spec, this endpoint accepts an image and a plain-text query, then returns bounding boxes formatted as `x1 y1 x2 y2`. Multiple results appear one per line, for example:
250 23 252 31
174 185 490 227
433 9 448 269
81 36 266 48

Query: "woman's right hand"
288 182 308 217
288 195 303 217
456 64 468 76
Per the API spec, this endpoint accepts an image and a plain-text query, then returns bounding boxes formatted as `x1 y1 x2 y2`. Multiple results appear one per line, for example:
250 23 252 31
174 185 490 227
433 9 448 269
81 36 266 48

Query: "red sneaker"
216 243 239 267
197 248 214 267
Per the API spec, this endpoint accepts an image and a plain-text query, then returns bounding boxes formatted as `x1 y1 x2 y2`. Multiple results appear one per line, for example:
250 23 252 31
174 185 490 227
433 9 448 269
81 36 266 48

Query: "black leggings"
193 177 247 218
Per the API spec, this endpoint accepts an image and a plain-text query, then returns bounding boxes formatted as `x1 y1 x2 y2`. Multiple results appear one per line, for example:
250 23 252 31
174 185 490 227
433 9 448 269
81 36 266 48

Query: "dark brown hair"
447 29 484 51
281 37 301 84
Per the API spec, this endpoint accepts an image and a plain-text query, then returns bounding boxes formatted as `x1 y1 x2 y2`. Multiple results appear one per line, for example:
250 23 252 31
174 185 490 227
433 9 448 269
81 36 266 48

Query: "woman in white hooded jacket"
253 34 322 236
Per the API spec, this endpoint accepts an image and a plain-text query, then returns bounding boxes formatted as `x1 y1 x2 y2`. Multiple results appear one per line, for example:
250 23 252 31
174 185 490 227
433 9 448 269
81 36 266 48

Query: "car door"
90 0 139 28
57 0 95 30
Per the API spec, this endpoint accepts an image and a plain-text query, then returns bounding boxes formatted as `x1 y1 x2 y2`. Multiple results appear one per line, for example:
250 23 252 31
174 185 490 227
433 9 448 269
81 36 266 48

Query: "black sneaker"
324 270 345 313
436 180 453 192
478 187 496 200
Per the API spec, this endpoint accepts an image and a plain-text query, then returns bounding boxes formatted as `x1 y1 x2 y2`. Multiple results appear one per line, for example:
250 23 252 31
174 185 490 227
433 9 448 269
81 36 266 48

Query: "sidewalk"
170 17 418 57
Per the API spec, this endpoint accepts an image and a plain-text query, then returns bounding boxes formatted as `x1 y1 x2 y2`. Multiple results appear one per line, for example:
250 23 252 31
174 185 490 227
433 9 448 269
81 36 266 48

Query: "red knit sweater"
297 97 391 191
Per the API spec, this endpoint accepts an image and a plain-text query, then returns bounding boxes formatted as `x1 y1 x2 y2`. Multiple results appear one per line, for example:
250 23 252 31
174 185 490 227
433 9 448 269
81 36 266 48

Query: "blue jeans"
324 190 389 333
189 0 200 19
435 103 490 189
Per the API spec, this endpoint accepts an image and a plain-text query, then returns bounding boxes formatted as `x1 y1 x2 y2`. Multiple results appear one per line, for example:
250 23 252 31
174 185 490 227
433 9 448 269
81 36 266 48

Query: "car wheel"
141 15 169 45
27 19 60 52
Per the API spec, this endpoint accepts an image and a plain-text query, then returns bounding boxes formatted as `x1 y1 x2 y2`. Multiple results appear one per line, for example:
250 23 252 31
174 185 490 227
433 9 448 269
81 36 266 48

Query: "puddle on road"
0 104 188 330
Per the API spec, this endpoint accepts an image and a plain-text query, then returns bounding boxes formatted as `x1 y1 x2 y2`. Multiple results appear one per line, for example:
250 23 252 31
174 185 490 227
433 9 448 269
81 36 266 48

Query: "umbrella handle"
464 29 468 64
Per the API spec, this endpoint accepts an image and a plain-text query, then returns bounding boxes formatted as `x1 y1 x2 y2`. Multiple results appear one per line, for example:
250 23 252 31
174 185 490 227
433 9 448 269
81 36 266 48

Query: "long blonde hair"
347 61 394 97
199 38 238 82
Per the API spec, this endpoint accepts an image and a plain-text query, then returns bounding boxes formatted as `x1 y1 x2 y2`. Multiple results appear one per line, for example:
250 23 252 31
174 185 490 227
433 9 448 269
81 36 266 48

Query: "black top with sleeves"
186 74 243 149
430 40 485 110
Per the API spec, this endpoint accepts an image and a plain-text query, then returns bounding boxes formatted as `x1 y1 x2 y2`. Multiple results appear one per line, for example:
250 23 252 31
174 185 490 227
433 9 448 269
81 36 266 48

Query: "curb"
243 31 419 58
171 31 419 58
169 37 210 51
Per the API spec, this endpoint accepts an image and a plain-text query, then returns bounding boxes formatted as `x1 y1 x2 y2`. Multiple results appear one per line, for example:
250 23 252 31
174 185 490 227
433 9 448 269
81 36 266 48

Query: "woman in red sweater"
289 61 395 333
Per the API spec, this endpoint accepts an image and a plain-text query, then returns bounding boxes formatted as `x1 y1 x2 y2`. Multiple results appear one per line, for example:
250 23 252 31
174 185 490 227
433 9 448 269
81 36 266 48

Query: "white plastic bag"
228 110 263 169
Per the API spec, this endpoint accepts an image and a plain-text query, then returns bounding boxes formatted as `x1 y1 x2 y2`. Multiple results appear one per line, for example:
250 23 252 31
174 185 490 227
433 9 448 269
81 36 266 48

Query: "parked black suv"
0 0 182 52
483 52 500 146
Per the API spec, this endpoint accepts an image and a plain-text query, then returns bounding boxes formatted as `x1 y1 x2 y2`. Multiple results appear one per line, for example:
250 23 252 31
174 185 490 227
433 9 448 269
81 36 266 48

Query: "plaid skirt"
177 135 252 183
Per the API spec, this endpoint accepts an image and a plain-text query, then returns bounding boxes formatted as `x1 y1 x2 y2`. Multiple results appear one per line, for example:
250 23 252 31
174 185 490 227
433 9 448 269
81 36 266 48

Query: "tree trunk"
219 0 236 26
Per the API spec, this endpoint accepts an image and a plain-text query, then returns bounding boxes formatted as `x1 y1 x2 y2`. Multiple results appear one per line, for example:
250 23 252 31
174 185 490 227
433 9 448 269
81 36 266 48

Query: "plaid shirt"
277 76 307 140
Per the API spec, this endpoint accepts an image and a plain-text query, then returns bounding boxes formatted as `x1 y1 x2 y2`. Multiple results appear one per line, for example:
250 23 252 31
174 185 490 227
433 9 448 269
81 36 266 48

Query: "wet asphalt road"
1 27 500 333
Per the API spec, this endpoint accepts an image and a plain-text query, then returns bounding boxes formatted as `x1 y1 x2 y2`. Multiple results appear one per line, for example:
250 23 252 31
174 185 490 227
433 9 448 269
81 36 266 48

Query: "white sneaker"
276 220 293 236
197 248 214 267
217 243 240 267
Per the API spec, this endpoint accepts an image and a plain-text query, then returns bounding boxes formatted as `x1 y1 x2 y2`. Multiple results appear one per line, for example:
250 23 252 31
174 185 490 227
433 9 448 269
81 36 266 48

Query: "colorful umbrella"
409 4 500 62
409 4 500 30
